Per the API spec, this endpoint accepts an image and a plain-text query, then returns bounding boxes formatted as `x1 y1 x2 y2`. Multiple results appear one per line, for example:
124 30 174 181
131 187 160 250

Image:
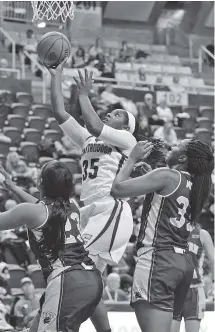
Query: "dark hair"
131 137 166 177
186 139 214 222
40 161 74 259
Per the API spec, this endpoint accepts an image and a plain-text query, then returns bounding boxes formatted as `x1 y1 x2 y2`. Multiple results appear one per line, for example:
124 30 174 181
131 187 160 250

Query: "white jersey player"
48 64 136 273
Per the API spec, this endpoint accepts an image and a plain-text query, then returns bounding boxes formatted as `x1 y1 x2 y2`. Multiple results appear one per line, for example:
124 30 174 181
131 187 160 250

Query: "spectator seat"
11 103 29 117
16 92 33 106
0 139 10 155
20 142 39 163
199 107 214 122
44 129 62 142
47 117 60 131
23 128 41 144
197 117 213 131
182 117 196 134
7 114 26 131
7 264 26 289
32 104 52 119
27 265 46 288
174 127 186 140
0 90 15 104
3 127 22 146
0 104 11 127
0 154 6 167
195 128 213 145
28 116 45 132
183 106 199 119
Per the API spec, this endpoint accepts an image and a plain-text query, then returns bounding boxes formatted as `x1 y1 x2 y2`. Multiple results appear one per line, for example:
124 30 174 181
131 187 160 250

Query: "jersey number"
82 158 99 181
170 196 190 229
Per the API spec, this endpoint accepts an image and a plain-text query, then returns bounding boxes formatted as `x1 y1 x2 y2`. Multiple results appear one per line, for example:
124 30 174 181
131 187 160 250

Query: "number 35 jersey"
28 200 93 281
80 136 128 204
137 170 193 251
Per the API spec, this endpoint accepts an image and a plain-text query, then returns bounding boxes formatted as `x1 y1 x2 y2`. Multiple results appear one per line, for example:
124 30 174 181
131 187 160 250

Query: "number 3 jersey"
28 200 93 281
80 136 128 204
137 170 193 251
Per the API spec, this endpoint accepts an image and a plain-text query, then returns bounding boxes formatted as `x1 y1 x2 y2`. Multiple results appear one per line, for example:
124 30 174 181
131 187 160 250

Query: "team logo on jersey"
43 311 56 324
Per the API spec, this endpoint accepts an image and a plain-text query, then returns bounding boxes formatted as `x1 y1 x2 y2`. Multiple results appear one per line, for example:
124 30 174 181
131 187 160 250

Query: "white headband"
126 111 136 134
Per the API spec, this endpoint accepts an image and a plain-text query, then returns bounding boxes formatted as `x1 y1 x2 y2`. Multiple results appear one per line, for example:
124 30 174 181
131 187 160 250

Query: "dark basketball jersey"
28 200 93 281
137 170 193 251
188 227 205 287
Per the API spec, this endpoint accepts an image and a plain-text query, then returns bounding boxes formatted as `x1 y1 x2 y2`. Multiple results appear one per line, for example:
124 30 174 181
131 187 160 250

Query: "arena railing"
198 45 215 73
20 50 46 104
0 68 21 79
165 22 194 61
0 26 16 69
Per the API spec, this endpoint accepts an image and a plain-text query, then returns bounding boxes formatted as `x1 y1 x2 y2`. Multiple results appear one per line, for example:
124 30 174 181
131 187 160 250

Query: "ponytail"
186 140 214 222
43 198 70 260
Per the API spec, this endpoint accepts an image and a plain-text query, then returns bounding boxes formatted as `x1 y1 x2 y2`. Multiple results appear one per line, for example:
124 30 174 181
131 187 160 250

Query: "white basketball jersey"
80 136 128 204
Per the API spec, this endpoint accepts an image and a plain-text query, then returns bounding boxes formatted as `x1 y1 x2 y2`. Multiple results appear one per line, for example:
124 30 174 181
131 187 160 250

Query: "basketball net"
31 1 74 22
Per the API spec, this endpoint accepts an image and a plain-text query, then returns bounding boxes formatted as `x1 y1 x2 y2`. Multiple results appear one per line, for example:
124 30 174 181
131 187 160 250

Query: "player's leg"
89 255 112 332
132 249 184 332
81 199 133 332
134 301 173 332
170 319 181 332
185 320 201 332
183 287 205 332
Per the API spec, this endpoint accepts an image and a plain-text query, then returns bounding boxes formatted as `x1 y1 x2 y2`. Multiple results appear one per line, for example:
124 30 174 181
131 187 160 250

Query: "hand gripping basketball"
46 56 68 76
73 69 94 95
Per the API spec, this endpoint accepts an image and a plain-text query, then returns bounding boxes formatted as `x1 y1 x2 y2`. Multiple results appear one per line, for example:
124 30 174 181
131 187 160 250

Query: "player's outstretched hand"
0 165 14 188
74 69 93 95
130 141 153 163
45 57 68 76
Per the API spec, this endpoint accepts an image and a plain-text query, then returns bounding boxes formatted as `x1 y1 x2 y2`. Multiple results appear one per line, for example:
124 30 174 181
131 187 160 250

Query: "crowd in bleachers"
0 36 214 330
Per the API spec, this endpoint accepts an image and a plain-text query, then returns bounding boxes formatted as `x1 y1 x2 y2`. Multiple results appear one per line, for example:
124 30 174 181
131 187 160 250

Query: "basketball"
37 31 71 68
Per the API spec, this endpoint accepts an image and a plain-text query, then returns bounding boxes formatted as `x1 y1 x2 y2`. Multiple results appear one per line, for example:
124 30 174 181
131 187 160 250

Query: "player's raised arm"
47 59 90 148
74 70 137 149
0 166 37 204
111 141 180 198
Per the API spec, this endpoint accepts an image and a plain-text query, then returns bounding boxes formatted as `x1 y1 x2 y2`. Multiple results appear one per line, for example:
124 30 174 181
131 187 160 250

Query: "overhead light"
37 22 46 28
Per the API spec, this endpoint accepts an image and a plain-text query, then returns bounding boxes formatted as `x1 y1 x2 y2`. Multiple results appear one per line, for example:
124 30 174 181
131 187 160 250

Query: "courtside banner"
80 312 215 332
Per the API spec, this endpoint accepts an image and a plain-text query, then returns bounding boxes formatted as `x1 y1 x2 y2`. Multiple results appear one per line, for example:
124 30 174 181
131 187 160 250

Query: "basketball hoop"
31 1 74 22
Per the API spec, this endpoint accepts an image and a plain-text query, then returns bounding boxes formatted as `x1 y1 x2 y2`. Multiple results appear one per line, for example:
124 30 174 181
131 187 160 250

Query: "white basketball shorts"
80 197 133 272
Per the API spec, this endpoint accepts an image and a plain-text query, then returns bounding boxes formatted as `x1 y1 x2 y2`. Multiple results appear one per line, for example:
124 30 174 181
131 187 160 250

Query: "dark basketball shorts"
37 267 103 332
173 286 206 321
131 247 194 317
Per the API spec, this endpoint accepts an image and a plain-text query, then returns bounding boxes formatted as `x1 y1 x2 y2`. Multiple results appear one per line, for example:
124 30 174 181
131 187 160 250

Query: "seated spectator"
170 75 185 92
118 41 132 62
14 277 40 330
0 59 10 79
0 301 13 331
154 121 178 147
156 98 173 122
138 93 155 119
88 37 104 61
5 152 33 180
55 135 82 158
71 46 86 68
103 273 128 302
